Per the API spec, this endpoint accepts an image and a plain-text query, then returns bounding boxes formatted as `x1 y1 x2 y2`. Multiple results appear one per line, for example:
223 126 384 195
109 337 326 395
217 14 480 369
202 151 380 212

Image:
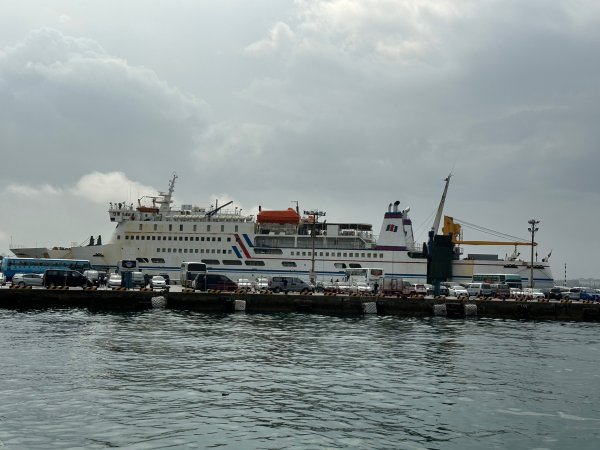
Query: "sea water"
0 309 599 449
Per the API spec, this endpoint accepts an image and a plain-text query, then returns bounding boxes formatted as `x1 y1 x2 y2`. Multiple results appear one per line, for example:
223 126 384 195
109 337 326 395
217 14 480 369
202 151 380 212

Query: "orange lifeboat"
257 208 300 224
137 206 159 214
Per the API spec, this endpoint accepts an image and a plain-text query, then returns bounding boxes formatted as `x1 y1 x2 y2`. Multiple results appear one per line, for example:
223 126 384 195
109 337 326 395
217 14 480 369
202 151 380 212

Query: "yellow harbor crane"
442 216 537 247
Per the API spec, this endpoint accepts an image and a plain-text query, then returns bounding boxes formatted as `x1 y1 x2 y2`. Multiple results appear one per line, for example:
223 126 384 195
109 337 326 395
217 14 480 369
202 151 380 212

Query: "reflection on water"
0 310 599 449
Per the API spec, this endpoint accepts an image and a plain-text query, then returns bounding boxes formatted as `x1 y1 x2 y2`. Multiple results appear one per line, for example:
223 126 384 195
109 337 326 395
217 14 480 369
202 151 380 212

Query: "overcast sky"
1 0 598 280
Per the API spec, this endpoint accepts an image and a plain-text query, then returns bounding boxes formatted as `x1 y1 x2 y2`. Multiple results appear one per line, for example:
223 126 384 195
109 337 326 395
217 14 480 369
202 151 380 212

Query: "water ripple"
0 310 599 449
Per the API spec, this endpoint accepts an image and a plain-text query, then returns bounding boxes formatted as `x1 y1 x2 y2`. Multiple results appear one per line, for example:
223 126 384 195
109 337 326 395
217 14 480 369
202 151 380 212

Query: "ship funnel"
388 203 392 212
393 200 400 212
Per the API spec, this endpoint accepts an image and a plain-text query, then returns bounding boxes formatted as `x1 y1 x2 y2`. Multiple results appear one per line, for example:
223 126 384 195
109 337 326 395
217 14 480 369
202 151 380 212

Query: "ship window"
302 252 306 256
211 249 215 254
117 235 121 240
223 260 242 265
325 252 329 256
157 248 160 252
227 237 231 242
228 250 232 254
343 253 347 257
135 236 140 240
201 259 220 265
218 237 221 242
282 261 297 267
139 224 143 231
125 236 129 240
221 225 224 232
178 237 182 241
162 248 166 252
212 237 216 242
235 225 238 232
207 225 211 232
195 249 198 253
180 225 183 231
184 249 188 253
179 249 182 253
349 263 361 268
193 225 197 232
168 236 172 241
201 237 205 241
152 258 165 263
380 253 384 258
319 252 323 256
169 225 172 231
154 224 157 231
337 253 341 257
245 260 265 266
185 237 188 241
141 236 145 240
334 263 347 269
196 237 199 241
167 248 171 252
367 253 371 258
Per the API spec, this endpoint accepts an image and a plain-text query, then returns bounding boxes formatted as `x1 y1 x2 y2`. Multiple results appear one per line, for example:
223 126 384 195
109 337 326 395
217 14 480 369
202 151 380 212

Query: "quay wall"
1 289 599 321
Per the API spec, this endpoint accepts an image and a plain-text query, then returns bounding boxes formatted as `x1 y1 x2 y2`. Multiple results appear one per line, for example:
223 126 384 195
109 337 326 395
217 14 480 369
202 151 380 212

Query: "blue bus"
0 257 92 281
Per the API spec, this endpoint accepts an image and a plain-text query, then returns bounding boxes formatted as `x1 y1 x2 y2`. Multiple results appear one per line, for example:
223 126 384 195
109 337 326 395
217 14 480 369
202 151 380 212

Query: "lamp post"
528 219 539 288
303 209 326 283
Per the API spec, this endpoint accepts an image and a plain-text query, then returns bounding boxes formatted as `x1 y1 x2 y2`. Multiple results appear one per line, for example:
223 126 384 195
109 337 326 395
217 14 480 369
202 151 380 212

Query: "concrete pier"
0 289 599 321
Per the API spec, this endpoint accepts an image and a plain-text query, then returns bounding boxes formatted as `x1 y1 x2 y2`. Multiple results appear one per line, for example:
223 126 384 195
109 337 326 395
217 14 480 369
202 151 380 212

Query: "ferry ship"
10 174 555 288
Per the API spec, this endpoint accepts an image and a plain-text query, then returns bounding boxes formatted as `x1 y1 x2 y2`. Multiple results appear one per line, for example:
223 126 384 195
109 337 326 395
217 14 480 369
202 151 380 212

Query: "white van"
467 282 492 297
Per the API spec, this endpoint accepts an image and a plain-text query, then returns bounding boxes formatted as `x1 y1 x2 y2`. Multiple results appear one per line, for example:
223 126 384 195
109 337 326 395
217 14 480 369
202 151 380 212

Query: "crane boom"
453 240 536 246
431 173 452 235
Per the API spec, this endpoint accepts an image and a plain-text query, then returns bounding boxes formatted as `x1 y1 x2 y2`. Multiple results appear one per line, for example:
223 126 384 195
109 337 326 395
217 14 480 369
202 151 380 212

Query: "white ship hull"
11 175 555 288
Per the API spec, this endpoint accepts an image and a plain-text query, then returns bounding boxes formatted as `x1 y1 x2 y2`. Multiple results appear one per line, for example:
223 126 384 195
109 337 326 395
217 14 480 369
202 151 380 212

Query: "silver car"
12 273 44 287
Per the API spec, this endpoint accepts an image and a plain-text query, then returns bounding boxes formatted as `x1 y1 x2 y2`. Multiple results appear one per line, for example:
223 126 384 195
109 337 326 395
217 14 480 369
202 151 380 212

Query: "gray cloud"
0 1 599 279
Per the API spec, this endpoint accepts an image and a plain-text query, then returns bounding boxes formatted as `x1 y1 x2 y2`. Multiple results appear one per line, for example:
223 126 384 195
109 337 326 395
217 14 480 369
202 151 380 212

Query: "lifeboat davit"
257 208 300 224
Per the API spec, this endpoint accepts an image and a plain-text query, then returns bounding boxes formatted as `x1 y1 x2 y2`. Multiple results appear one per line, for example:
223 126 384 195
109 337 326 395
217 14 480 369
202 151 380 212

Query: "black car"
43 269 92 288
194 274 237 291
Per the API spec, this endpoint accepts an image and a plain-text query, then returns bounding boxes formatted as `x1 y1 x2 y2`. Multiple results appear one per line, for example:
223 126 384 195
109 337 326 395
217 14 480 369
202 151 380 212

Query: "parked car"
107 274 123 288
150 275 168 290
12 273 44 287
43 269 91 288
237 278 253 290
255 277 269 290
522 288 545 299
83 270 100 286
449 285 468 297
510 288 524 298
548 286 570 300
567 287 597 301
466 282 492 297
352 281 373 294
269 276 315 294
315 280 336 293
490 283 511 298
0 272 6 286
194 274 238 291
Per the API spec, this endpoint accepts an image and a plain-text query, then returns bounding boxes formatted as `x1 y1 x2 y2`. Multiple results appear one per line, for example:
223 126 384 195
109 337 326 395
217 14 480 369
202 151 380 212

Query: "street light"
303 209 326 283
528 219 539 288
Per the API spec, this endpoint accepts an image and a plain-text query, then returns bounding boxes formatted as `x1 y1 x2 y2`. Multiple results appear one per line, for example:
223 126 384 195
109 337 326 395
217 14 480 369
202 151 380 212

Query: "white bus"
180 261 207 288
